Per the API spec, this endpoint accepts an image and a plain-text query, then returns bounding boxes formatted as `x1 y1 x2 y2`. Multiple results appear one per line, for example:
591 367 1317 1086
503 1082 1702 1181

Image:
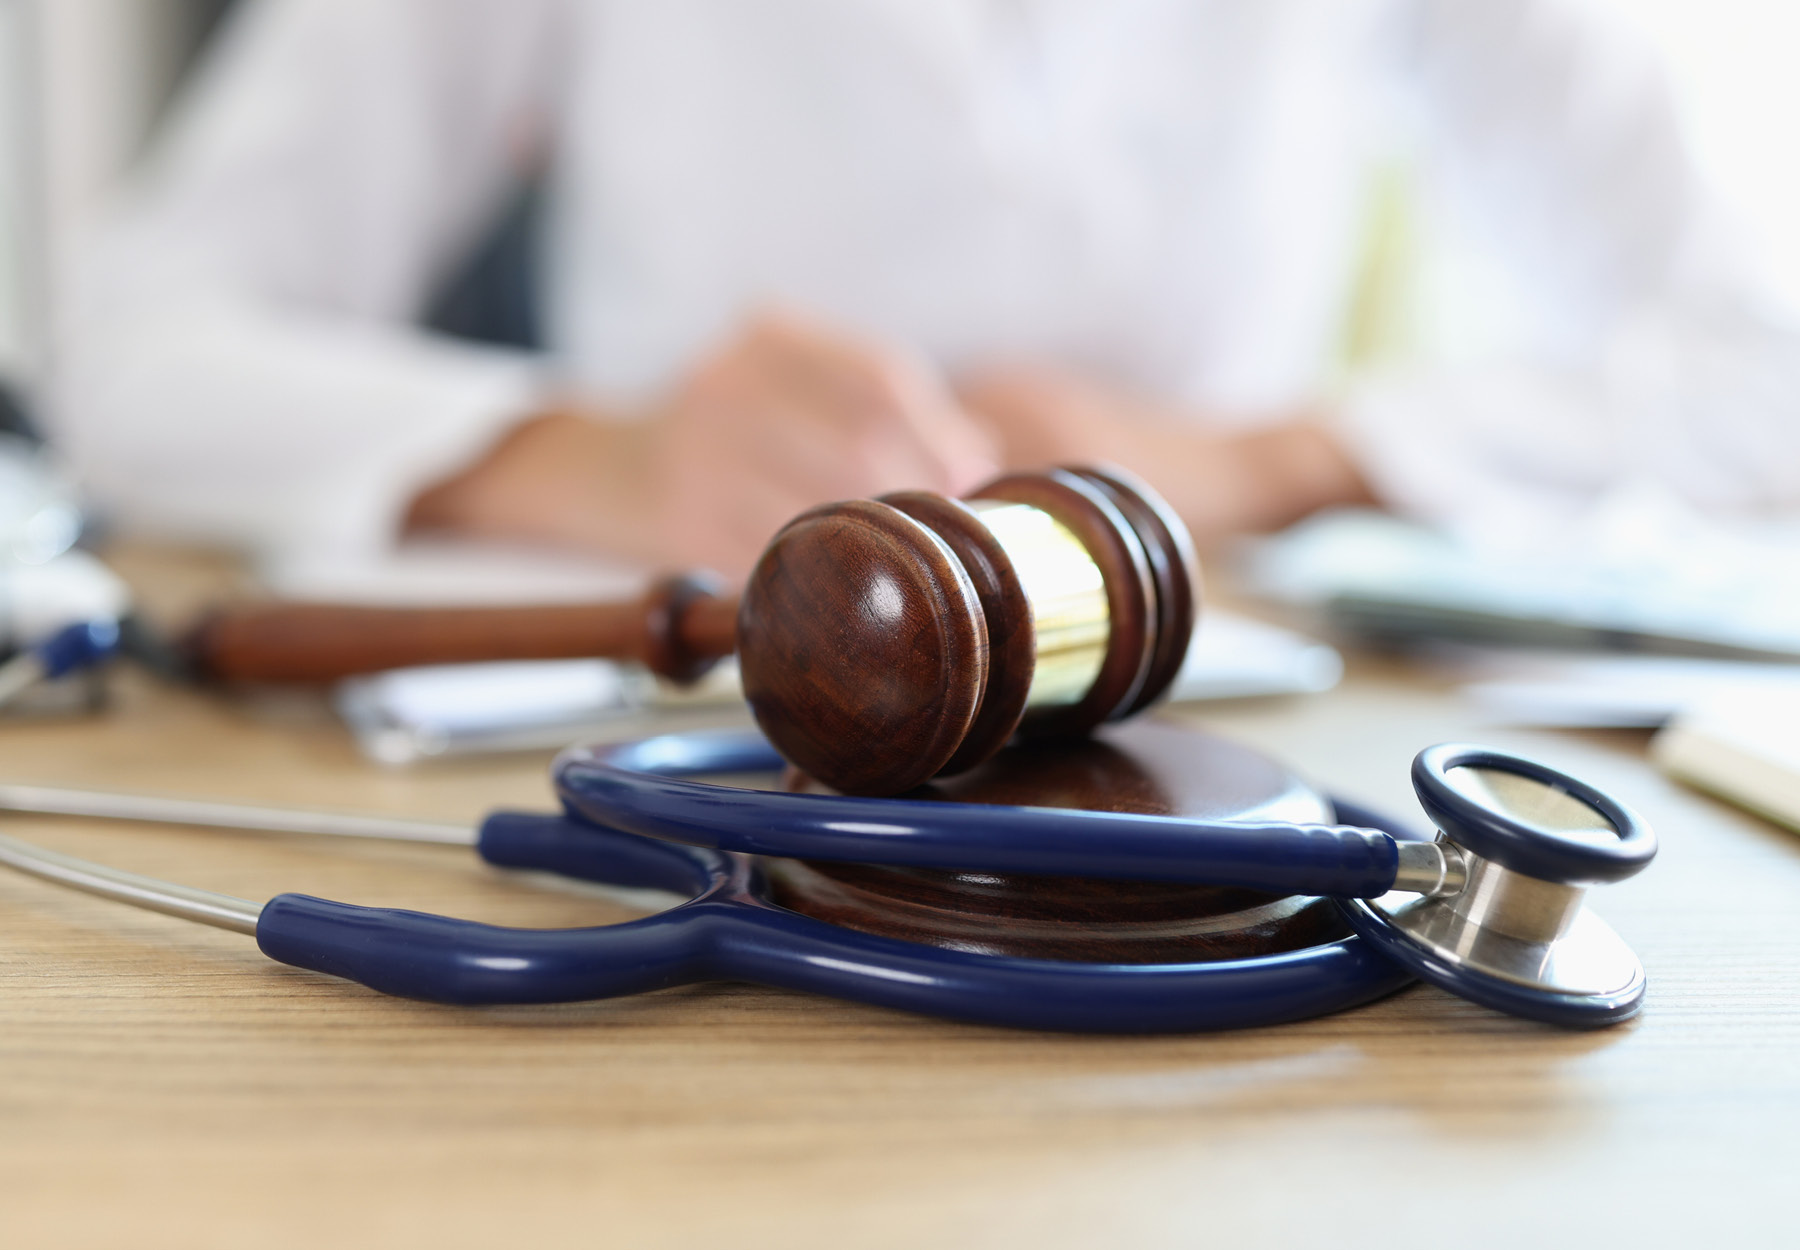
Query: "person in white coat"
52 0 1800 575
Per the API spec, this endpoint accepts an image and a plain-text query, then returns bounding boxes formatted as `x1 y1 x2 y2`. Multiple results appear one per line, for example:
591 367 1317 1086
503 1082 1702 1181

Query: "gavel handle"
185 575 740 685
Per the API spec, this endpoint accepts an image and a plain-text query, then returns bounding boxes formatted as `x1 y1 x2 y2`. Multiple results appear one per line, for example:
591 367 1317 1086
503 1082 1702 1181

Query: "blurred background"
1 1 233 395
4 0 1800 782
6 0 1800 408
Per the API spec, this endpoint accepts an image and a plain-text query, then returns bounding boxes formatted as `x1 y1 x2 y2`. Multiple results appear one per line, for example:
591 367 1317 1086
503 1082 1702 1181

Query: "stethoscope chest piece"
1338 744 1656 1027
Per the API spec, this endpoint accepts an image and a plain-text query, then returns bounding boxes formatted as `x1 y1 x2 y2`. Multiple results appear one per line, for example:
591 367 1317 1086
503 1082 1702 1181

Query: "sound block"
766 719 1354 963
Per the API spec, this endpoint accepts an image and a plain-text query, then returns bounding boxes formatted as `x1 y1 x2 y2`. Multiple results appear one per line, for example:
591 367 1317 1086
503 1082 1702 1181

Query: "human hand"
959 365 1372 542
409 309 998 575
634 310 998 572
959 366 1169 472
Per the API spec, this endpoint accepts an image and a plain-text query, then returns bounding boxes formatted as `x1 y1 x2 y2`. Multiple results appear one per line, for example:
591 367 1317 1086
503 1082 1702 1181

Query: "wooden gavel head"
736 466 1199 796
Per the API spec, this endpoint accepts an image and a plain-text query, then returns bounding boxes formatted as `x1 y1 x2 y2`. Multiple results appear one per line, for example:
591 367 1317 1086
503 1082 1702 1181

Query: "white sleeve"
50 0 563 556
1337 0 1800 544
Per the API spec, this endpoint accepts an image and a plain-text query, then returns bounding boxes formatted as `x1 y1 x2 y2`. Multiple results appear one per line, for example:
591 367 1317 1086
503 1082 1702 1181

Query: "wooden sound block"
766 720 1354 963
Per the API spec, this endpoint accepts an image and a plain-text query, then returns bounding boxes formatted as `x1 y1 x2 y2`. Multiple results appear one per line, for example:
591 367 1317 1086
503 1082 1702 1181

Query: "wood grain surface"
1 546 1794 1249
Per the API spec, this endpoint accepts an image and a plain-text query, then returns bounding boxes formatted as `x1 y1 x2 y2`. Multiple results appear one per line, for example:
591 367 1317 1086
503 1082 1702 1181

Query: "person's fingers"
676 355 890 499
684 321 943 498
661 436 829 575
704 397 874 503
894 380 1000 493
662 308 1004 569
657 375 882 566
956 367 1121 469
747 310 998 492
750 312 908 439
839 340 1000 492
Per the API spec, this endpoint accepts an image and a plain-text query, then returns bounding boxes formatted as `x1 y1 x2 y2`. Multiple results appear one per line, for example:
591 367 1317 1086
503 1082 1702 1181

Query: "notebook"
1249 506 1800 660
333 609 1344 765
1653 691 1800 833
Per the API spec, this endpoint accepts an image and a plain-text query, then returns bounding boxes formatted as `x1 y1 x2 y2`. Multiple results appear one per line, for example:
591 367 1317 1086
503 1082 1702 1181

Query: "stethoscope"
0 728 1654 1031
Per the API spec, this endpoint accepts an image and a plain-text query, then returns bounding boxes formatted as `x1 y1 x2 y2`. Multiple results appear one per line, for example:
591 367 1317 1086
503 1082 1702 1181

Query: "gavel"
189 466 1198 795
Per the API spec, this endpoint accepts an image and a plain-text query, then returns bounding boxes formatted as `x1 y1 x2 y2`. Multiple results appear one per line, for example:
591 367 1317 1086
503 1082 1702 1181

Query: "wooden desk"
2 548 1793 1247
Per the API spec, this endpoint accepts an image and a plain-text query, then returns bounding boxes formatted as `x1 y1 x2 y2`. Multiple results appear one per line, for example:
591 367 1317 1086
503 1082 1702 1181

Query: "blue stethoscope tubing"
253 729 1421 1032
558 732 1408 894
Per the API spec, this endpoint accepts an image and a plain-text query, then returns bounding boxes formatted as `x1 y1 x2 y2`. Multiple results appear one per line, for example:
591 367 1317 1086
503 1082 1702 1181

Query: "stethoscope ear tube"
0 783 1414 1028
244 807 1420 1029
254 892 721 1005
475 809 720 895
250 892 1416 1030
255 810 731 1004
555 733 1407 896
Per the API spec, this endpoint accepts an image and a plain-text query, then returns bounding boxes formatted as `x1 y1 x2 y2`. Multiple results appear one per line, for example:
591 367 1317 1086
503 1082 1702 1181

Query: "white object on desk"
0 549 130 650
1654 691 1800 834
0 551 124 721
261 538 647 606
1435 648 1800 729
278 538 1345 763
335 658 744 765
0 435 84 566
1165 610 1342 703
332 611 1340 765
1249 501 1800 659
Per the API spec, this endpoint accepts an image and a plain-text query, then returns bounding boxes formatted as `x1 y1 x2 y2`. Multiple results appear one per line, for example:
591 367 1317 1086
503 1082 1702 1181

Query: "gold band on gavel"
965 500 1111 710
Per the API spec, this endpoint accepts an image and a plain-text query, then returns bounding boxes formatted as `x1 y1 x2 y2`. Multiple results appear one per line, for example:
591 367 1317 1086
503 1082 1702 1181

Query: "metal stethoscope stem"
0 782 471 844
0 783 473 934
0 832 264 933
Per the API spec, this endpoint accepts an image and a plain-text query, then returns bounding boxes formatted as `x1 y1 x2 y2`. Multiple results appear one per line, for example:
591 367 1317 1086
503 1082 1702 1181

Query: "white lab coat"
50 0 1800 558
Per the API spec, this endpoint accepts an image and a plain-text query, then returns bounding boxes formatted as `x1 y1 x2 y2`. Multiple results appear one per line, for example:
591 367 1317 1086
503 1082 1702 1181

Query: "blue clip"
34 619 122 678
